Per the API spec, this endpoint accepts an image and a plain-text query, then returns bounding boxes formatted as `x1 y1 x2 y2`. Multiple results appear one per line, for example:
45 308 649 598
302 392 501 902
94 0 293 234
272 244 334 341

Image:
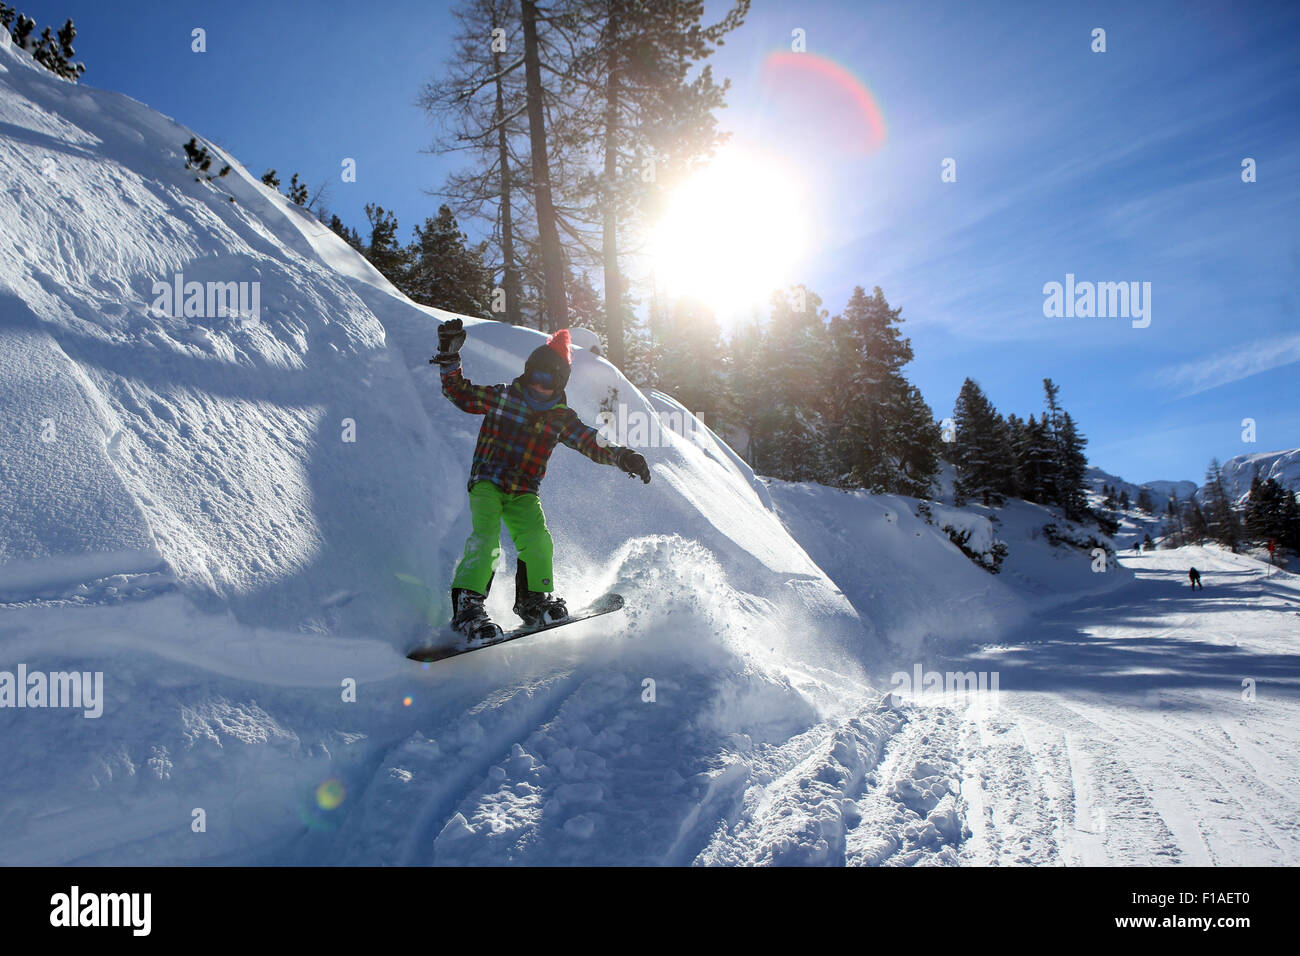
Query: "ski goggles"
528 369 558 389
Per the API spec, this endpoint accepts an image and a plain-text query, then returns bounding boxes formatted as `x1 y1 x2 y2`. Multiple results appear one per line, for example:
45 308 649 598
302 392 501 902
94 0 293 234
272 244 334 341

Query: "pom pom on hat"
545 328 572 365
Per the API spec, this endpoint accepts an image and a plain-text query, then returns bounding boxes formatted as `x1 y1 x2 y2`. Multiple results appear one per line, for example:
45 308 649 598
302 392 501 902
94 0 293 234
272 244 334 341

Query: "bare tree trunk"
521 0 567 331
491 39 522 326
600 4 625 368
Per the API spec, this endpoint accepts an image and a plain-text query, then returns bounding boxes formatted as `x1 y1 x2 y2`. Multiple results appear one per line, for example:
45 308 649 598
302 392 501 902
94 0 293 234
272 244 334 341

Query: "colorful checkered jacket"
441 358 620 495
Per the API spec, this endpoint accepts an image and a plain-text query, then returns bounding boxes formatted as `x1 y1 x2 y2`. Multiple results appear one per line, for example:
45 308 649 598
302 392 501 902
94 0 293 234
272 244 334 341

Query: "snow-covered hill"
1203 449 1300 505
1086 465 1196 515
2 33 1295 866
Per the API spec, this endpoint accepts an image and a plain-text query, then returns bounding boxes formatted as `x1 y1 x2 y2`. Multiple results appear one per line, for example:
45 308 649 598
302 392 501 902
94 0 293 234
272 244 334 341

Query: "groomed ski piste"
2 32 1298 866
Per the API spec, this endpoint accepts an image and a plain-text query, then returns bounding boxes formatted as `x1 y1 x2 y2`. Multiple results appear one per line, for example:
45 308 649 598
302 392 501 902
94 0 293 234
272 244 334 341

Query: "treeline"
1 5 84 79
636 284 942 497
947 377 1091 520
1164 461 1300 555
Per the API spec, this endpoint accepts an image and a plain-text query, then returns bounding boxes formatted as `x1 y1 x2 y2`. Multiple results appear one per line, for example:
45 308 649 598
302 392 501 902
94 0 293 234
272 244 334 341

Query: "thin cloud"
1158 332 1300 397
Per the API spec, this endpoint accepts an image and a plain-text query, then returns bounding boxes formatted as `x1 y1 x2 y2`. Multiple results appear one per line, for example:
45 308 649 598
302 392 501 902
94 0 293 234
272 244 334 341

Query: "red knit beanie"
545 328 572 364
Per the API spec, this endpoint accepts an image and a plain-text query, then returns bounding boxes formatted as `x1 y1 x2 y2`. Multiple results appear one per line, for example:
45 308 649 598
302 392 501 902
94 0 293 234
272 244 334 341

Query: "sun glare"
648 149 810 321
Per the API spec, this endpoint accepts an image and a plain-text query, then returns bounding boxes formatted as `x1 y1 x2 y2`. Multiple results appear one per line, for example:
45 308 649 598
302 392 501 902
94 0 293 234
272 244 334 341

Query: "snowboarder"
432 319 651 645
1188 567 1203 590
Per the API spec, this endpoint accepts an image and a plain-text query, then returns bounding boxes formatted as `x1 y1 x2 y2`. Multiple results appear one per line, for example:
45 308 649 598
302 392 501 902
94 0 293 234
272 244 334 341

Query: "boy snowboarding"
1188 567 1203 590
432 319 650 645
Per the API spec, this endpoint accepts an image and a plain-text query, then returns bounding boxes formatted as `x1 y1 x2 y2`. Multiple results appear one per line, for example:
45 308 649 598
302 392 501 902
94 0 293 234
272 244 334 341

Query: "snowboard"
407 592 625 663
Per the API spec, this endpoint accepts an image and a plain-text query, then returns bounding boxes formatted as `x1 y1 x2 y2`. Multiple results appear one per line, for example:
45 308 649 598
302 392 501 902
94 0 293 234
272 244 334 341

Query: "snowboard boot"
451 587 503 646
513 560 568 628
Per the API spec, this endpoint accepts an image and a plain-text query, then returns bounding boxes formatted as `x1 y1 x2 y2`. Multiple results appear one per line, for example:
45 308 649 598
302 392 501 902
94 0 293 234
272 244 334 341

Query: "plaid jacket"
441 358 620 496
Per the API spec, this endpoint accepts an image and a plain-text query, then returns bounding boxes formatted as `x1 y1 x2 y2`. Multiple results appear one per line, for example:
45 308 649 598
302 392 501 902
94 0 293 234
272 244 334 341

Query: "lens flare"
315 778 345 811
761 51 887 155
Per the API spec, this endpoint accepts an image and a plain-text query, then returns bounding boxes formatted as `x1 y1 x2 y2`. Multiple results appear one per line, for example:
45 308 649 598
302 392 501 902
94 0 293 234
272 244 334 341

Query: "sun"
647 148 811 321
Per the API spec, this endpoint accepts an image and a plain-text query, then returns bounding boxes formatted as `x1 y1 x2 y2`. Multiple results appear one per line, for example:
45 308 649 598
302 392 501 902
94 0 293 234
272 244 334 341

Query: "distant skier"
1188 567 1203 590
432 319 651 644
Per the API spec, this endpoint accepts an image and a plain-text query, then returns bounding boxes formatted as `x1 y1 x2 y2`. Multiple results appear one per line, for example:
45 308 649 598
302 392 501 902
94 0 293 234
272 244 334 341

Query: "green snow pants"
451 480 554 595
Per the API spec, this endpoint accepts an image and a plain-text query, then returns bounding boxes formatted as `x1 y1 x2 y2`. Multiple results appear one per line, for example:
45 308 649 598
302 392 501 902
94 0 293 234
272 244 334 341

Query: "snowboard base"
407 592 625 662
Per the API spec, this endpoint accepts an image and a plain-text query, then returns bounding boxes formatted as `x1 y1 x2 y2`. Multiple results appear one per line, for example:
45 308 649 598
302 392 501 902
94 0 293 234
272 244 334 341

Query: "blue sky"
20 0 1300 484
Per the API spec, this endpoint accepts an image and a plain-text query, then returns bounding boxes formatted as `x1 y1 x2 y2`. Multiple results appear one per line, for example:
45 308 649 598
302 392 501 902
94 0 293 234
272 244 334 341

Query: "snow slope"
2 33 1296 866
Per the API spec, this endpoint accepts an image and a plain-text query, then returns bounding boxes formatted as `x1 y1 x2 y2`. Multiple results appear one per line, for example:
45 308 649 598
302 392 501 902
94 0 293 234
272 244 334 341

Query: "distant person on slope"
432 319 651 645
1188 567 1203 590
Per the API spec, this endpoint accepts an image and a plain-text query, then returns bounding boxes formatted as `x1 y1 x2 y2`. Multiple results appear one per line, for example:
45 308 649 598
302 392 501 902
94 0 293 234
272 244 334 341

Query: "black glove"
615 447 650 484
430 319 467 366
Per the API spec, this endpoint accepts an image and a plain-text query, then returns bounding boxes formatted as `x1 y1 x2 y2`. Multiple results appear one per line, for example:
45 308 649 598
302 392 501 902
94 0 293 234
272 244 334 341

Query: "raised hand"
431 319 467 365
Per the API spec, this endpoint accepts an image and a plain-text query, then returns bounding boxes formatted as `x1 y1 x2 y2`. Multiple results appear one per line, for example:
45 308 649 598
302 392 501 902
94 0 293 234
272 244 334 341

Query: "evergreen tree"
1055 411 1090 520
951 378 1012 507
1102 484 1117 511
827 286 932 494
1242 472 1298 550
1183 498 1208 545
1016 414 1053 504
261 169 281 189
363 203 409 286
1119 489 1131 511
894 383 942 498
747 286 831 483
1136 487 1154 514
403 205 496 316
1164 490 1187 546
327 214 363 251
2 8 85 79
1202 458 1243 552
288 173 309 206
655 297 733 432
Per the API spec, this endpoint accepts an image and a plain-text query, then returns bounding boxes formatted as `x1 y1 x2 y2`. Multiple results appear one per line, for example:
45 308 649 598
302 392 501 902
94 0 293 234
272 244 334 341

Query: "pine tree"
1243 471 1296 548
288 173 309 206
1056 411 1089 520
3 9 85 79
1016 414 1053 503
363 203 408 286
747 286 831 483
655 297 733 433
951 378 1012 507
402 205 495 316
1202 458 1243 552
1136 487 1154 514
327 214 363 251
827 286 927 493
894 383 941 498
261 169 281 189
1183 498 1208 545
